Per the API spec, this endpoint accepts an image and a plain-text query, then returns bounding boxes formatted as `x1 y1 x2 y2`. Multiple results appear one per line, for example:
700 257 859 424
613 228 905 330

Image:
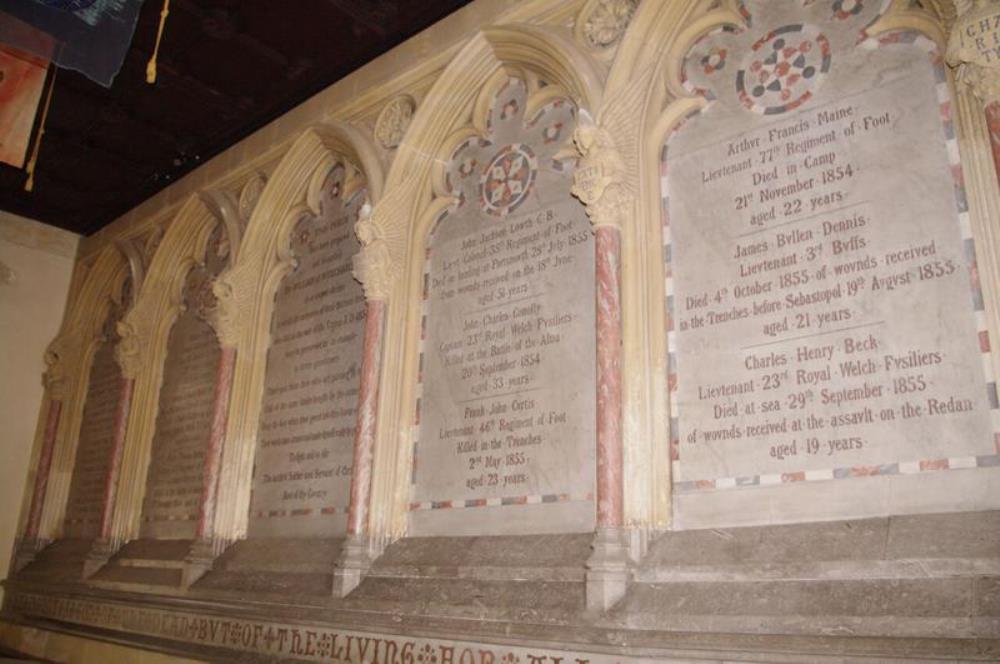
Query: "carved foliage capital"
42 344 68 399
113 319 144 380
208 273 244 348
352 203 398 302
947 1 1000 102
571 116 631 231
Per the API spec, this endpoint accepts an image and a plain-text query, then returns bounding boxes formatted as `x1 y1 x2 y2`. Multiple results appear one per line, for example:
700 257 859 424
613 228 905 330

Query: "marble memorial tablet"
665 0 1000 528
63 316 124 538
248 167 366 538
410 79 596 536
140 229 228 539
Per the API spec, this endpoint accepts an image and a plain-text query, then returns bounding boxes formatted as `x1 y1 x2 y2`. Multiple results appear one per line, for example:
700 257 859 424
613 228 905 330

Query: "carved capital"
571 114 632 231
946 1 1000 103
114 320 144 379
208 274 243 348
352 204 398 302
42 346 67 399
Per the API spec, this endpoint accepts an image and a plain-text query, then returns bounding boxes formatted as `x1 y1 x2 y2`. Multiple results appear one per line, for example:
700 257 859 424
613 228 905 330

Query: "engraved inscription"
669 4 995 505
248 169 366 537
63 341 121 537
412 79 596 535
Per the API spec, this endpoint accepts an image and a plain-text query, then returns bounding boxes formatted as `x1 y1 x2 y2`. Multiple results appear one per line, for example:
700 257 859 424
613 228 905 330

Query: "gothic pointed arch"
30 243 133 542
106 194 227 546
599 0 986 533
208 121 386 545
359 21 605 544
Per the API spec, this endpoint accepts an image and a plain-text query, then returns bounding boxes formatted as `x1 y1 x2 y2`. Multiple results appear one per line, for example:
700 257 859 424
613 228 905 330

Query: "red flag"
0 44 48 168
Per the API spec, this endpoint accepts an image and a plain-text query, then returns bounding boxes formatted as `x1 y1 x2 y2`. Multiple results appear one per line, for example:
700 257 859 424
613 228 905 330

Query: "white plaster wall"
0 212 78 602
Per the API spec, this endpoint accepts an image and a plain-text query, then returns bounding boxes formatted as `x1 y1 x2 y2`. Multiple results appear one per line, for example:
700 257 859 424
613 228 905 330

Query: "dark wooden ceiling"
0 0 473 236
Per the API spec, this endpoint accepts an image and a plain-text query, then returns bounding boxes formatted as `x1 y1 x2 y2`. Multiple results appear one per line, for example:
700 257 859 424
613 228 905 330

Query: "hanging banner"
0 44 48 168
0 0 146 87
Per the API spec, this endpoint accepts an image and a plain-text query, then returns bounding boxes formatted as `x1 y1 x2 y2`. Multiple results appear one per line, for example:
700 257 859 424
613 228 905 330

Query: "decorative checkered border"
251 506 348 519
409 491 594 512
663 30 1000 494
141 514 197 523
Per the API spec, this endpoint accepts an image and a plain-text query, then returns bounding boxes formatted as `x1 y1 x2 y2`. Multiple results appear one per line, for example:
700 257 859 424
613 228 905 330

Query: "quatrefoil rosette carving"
444 78 577 219
683 0 883 114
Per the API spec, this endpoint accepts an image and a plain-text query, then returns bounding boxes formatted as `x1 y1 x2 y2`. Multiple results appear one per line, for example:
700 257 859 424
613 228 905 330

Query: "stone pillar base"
332 535 373 598
12 538 49 573
82 539 118 578
182 539 220 588
585 527 630 612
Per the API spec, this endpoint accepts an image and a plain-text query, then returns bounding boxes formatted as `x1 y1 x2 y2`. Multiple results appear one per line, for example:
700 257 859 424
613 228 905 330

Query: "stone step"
116 557 186 570
633 557 1000 583
348 575 585 620
368 563 585 582
89 564 183 587
212 537 344 574
193 569 333 597
13 538 94 584
609 576 1000 639
639 512 1000 571
112 538 192 562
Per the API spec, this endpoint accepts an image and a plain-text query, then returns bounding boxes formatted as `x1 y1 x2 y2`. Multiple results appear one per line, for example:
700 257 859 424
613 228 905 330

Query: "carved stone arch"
209 121 385 545
106 194 222 546
601 0 973 535
33 243 132 541
361 22 606 546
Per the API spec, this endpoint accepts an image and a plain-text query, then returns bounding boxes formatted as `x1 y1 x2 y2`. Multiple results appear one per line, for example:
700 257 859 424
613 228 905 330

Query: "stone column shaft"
99 377 135 539
987 102 1000 187
346 299 386 537
595 226 624 528
196 346 237 539
24 399 62 541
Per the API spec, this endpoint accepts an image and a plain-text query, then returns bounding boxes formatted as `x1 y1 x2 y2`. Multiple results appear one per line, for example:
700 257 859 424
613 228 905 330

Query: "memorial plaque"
140 228 228 539
248 167 366 538
666 0 1000 528
411 79 596 536
63 295 128 538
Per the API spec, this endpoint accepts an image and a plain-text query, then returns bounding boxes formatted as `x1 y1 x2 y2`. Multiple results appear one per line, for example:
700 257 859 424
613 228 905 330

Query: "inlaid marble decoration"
410 78 597 536
62 280 131 538
248 167 367 538
140 226 229 539
664 0 1000 528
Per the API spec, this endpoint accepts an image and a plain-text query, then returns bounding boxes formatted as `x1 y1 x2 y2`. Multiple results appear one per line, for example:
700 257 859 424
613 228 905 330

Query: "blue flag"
0 0 146 87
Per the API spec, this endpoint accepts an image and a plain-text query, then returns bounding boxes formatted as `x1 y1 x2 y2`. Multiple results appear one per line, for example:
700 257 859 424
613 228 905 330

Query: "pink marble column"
99 376 135 539
24 399 63 541
346 299 386 537
594 226 624 529
195 346 237 539
987 102 1000 189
